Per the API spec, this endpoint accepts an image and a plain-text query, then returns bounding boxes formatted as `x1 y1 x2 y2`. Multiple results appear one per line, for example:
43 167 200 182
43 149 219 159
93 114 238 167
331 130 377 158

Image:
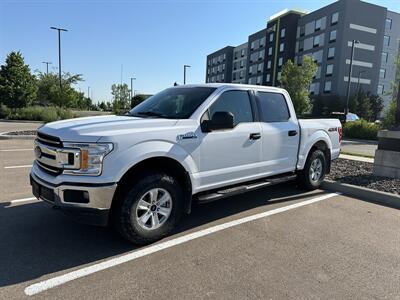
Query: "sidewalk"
341 139 377 158
339 154 374 163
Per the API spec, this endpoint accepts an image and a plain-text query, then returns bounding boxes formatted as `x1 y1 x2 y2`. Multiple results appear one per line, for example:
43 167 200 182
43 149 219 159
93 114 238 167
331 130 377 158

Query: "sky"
1 0 399 103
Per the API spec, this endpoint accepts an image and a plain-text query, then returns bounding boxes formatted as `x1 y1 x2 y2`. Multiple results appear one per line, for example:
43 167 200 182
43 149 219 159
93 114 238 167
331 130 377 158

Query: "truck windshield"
128 87 216 119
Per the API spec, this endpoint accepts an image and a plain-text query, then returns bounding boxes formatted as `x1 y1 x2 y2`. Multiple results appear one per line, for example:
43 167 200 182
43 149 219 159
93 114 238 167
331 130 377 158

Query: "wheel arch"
110 156 193 220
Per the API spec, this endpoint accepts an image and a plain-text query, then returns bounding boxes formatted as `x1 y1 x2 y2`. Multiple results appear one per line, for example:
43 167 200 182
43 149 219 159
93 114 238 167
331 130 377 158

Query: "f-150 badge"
177 132 197 140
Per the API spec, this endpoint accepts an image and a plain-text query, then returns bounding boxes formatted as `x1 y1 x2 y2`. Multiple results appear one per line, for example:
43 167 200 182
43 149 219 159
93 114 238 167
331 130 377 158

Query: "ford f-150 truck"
30 84 341 244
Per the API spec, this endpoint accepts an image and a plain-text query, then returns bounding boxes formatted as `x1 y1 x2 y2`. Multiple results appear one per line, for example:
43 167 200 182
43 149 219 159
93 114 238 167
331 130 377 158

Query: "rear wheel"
298 150 326 190
115 172 184 245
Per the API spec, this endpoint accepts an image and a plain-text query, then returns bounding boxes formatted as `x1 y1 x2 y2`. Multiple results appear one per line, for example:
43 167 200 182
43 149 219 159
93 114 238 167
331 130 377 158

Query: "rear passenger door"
256 91 300 176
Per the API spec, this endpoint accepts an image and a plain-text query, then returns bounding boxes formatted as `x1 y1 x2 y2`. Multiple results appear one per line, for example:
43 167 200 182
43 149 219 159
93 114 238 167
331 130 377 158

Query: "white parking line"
4 165 32 169
0 148 32 152
24 192 341 296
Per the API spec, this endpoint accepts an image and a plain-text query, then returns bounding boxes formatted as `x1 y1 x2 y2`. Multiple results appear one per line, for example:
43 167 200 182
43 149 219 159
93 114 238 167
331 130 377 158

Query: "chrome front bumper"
30 172 117 226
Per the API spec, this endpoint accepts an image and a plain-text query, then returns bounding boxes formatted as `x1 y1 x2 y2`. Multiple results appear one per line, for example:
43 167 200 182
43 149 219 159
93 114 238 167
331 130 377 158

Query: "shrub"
343 119 381 141
4 106 76 123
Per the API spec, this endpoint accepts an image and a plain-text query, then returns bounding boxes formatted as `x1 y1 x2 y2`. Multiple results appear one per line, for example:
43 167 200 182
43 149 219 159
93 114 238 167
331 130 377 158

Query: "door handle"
249 133 261 140
288 130 298 137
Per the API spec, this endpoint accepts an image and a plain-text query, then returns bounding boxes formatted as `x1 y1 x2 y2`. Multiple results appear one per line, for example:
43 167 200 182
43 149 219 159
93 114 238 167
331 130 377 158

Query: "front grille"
37 132 62 147
37 160 63 176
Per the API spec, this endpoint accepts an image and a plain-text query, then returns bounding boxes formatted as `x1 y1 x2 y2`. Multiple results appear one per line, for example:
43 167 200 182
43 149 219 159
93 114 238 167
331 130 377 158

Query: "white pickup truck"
30 84 341 244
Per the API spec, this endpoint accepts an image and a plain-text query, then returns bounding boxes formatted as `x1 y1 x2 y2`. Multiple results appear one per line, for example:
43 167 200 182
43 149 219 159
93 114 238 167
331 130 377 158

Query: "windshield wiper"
130 111 168 118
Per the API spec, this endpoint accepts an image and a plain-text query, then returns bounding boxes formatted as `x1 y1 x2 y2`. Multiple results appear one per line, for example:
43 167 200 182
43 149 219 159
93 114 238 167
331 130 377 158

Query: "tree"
280 56 317 115
383 99 396 129
36 71 84 108
311 94 344 117
99 101 107 111
368 93 384 121
131 94 148 108
111 83 130 112
0 51 37 108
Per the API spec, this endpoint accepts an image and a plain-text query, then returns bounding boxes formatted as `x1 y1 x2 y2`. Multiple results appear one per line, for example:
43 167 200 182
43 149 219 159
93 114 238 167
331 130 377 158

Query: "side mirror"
201 111 234 132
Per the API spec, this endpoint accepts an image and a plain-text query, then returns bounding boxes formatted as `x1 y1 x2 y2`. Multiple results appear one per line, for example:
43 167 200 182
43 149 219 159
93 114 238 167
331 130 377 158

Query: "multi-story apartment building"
232 43 248 84
205 0 400 109
205 46 234 84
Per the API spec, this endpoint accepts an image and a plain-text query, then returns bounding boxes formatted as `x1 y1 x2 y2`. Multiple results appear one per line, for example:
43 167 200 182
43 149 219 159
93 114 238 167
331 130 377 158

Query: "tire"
298 150 326 190
115 172 184 245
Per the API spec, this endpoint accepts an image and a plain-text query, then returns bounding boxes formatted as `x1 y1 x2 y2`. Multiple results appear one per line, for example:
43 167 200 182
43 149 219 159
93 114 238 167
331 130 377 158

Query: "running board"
196 174 297 203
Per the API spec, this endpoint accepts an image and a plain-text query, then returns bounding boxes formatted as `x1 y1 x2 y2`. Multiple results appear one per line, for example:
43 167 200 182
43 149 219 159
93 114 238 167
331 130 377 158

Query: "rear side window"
257 92 290 122
208 90 253 125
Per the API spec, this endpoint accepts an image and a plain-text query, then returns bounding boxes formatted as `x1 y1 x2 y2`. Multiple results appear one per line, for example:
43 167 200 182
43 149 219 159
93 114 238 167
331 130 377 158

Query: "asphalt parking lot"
1 128 400 299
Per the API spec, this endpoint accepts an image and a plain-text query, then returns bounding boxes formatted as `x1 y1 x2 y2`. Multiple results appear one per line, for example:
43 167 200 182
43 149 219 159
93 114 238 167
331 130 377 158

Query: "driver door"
197 89 262 190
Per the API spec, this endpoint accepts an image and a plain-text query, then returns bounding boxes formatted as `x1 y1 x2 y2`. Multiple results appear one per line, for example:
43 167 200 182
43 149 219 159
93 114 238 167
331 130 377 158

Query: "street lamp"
50 26 68 91
184 65 191 85
130 77 136 99
42 61 52 75
345 39 360 116
87 86 90 99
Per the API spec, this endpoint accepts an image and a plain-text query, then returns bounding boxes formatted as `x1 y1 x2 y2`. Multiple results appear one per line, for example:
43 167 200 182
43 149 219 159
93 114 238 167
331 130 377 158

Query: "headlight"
63 143 113 176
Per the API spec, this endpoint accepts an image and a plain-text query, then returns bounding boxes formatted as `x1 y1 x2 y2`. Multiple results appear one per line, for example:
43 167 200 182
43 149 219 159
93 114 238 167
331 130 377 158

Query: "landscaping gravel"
4 130 37 136
326 158 400 195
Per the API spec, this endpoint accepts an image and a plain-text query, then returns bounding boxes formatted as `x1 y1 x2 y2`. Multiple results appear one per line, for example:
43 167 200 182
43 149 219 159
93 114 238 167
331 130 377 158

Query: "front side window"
208 90 253 125
129 87 216 119
257 92 290 122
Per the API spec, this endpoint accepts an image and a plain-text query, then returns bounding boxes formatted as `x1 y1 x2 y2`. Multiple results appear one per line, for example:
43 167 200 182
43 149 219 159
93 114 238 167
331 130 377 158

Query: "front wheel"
115 172 184 245
298 150 326 190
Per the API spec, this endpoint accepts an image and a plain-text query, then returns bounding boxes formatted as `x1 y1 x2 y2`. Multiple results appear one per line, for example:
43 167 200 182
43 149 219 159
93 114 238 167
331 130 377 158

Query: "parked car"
30 84 342 244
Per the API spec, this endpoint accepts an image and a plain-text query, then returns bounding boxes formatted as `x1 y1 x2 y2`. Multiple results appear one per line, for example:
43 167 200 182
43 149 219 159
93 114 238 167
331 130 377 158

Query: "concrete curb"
0 119 43 124
0 132 36 140
322 180 400 208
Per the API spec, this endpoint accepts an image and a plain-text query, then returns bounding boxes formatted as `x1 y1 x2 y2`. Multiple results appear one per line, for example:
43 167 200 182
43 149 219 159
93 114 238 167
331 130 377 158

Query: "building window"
268 47 273 56
208 60 211 66
266 74 270 82
379 68 386 79
223 54 226 61
280 28 286 38
241 49 245 57
315 18 322 31
313 35 320 47
385 18 392 30
384 35 390 46
257 63 263 73
240 60 244 68
240 71 244 79
298 40 304 52
326 64 333 76
251 41 255 50
260 37 265 47
277 72 282 81
267 60 272 69
377 84 384 95
249 65 253 75
331 12 339 25
279 43 284 52
314 66 321 79
232 73 237 81
256 76 262 85
328 47 335 59
258 50 264 60
382 52 388 64
329 30 337 42
221 73 225 81
269 33 274 42
207 69 210 75
278 57 283 67
300 26 305 37
324 81 332 93
222 64 225 71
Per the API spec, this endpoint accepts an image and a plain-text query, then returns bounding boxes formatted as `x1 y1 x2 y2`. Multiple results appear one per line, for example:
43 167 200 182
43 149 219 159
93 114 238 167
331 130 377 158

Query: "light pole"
50 27 68 91
42 61 52 75
183 65 191 85
87 86 90 99
345 40 360 116
130 77 136 99
395 78 400 129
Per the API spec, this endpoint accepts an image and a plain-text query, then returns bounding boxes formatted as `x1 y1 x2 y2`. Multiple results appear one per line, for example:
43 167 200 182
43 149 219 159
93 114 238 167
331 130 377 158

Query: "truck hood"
38 115 179 143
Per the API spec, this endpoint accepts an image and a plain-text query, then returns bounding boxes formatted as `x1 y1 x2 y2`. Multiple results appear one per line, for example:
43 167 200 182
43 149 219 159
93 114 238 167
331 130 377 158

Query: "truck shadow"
0 184 325 288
